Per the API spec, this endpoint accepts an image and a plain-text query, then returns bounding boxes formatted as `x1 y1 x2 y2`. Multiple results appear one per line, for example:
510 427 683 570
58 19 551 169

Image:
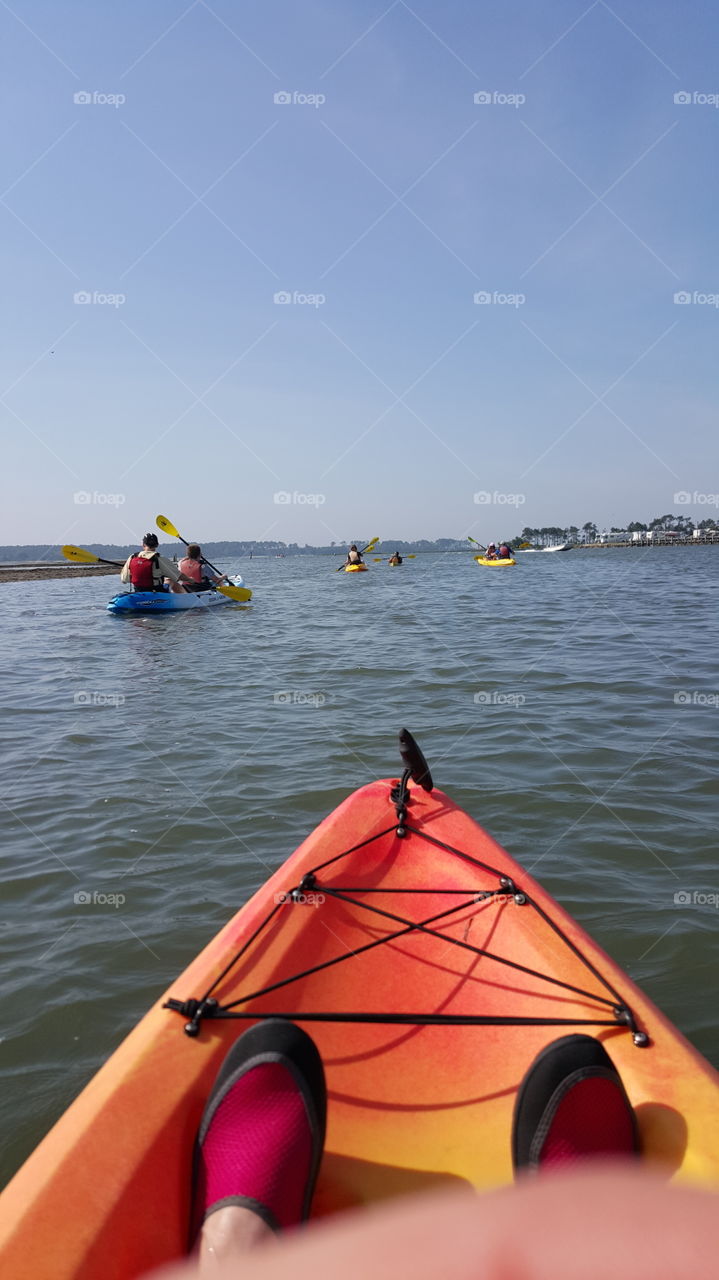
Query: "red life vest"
178 556 202 583
129 553 158 591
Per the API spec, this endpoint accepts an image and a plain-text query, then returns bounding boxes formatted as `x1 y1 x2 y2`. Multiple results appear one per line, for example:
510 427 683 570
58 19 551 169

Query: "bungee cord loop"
165 819 649 1047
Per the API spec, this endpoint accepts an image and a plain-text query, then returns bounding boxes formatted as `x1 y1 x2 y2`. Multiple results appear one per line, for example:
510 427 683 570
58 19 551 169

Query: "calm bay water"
1 547 718 1186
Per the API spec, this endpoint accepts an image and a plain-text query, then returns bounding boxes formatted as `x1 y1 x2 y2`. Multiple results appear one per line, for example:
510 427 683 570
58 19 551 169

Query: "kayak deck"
474 556 516 566
1 779 718 1278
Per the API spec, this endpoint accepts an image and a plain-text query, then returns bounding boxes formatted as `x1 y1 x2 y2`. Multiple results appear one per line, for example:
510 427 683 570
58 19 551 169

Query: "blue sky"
1 0 718 546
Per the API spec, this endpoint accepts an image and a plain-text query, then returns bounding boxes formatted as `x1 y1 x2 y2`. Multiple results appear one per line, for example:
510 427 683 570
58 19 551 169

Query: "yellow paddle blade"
407 554 416 558
62 545 100 564
364 536 379 551
216 583 252 602
156 514 180 539
373 557 382 562
467 535 481 546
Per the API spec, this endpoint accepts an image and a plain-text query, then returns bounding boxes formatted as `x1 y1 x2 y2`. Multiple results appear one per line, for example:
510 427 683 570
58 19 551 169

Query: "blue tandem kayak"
107 577 248 614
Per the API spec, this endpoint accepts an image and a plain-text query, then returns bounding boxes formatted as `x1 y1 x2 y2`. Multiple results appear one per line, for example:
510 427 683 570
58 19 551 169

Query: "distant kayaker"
120 533 190 594
388 552 403 565
178 544 228 593
346 544 364 565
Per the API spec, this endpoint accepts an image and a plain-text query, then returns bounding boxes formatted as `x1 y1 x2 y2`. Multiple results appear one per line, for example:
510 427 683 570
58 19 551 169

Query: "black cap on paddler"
143 532 159 548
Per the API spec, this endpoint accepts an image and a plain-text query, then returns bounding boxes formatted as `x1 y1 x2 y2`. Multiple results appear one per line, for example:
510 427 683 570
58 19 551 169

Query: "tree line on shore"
0 538 469 562
515 514 718 546
3 518 718 562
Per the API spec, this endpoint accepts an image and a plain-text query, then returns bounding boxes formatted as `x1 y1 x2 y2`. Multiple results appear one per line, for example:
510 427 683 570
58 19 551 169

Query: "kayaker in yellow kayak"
484 542 512 561
388 552 403 565
345 544 364 566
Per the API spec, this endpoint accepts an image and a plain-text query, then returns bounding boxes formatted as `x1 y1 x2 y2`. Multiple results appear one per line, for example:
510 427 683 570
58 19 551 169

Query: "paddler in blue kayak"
120 533 191 594
178 544 230 593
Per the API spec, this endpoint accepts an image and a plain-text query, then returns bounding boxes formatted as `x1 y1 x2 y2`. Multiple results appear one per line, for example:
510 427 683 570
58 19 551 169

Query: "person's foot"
512 1034 639 1171
192 1019 326 1244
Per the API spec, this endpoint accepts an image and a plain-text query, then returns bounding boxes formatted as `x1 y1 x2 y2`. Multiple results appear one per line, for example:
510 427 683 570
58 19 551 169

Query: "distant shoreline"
0 564 119 584
1 539 717 584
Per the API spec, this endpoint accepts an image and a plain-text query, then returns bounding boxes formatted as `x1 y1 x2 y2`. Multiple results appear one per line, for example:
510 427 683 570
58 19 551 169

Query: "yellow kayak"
345 563 368 572
475 556 516 567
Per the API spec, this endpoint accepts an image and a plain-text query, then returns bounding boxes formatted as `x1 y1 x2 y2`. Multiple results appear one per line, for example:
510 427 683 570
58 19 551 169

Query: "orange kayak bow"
1 731 718 1279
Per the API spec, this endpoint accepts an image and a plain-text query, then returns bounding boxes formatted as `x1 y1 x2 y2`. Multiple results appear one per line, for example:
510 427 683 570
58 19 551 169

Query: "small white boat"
518 543 573 554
